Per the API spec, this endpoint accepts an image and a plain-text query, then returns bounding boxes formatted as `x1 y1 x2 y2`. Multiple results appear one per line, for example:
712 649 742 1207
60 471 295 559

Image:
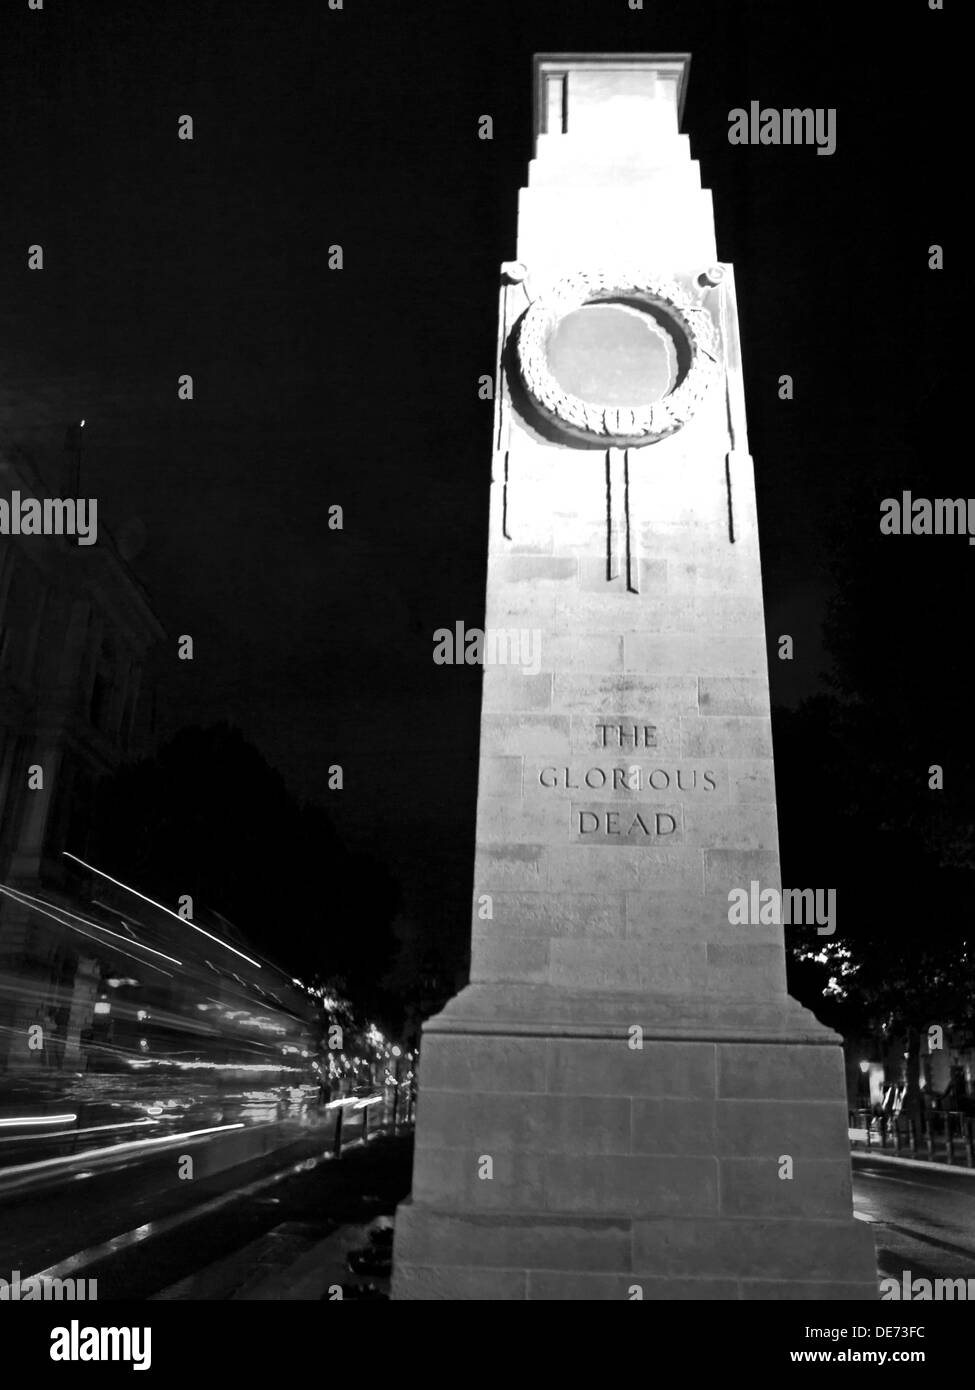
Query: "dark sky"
1 0 959 961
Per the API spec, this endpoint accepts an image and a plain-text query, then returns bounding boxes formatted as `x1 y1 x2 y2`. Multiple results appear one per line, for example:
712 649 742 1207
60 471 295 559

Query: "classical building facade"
0 440 164 1070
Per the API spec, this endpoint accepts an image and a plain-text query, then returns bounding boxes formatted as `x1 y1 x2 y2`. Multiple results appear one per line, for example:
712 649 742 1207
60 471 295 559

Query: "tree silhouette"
89 722 402 1016
776 377 975 1114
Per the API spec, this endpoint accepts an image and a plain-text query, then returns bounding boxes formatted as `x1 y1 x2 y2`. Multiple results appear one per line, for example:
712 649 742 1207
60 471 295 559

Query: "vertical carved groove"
495 283 508 454
604 450 613 581
725 451 736 545
624 448 639 593
502 450 511 541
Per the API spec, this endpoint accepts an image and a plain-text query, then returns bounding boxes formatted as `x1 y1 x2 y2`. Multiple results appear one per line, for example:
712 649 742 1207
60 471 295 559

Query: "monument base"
392 986 878 1300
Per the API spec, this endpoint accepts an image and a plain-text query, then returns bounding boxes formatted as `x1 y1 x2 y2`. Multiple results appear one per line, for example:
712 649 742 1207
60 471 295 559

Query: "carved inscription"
572 806 681 844
536 719 719 843
595 723 658 748
540 766 717 792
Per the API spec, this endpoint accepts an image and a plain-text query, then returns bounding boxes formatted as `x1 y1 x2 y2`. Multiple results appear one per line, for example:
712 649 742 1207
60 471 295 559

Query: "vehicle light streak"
0 1118 158 1144
0 1114 78 1128
0 1121 247 1183
0 888 175 977
62 853 262 968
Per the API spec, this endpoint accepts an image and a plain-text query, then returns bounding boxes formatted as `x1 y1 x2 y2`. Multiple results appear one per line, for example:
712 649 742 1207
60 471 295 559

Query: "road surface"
853 1153 975 1288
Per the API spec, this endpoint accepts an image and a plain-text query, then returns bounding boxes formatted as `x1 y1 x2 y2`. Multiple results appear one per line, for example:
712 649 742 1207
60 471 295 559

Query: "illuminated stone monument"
392 54 877 1300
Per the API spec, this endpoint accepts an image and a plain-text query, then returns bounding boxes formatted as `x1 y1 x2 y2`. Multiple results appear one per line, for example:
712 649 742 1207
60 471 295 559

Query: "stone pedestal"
392 54 877 1300
394 990 876 1299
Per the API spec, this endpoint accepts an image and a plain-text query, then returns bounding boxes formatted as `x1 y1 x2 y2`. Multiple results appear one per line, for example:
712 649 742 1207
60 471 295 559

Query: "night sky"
1 1 960 972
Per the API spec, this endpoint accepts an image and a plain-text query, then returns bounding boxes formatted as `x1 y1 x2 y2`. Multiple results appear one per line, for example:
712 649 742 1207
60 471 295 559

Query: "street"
0 1083 410 1300
853 1155 975 1287
0 1126 412 1300
3 1142 974 1300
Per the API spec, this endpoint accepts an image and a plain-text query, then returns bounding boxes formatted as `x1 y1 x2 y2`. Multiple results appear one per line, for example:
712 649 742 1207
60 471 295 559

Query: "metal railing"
328 1080 415 1159
849 1108 975 1166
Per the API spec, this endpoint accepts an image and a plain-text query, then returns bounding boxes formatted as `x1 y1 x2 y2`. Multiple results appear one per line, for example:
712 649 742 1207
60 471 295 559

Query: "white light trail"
0 1119 157 1144
62 853 261 968
0 1114 77 1128
0 888 174 978
0 1122 247 1182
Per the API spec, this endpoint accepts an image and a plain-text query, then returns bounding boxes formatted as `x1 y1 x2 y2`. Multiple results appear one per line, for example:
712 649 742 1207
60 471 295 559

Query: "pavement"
153 1218 394 1300
149 1137 407 1300
6 1119 973 1300
851 1149 975 1177
5 1126 415 1300
155 1143 975 1301
850 1125 975 1173
151 1145 975 1301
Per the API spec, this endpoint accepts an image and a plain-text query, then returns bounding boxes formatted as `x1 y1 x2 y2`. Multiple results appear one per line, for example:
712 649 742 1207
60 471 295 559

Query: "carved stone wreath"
516 270 720 445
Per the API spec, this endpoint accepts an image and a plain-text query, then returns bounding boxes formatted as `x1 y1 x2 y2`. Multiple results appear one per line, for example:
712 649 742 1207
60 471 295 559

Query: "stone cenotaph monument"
392 54 877 1300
